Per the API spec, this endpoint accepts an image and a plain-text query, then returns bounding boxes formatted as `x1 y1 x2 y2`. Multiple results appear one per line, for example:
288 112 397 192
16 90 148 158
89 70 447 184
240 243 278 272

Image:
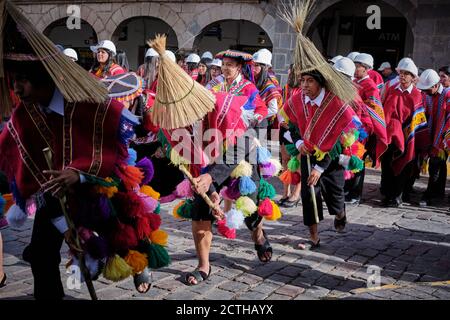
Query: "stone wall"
14 0 450 84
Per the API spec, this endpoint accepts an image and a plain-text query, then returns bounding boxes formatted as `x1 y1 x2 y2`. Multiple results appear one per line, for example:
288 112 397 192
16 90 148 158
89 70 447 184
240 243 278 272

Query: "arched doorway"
307 0 414 69
112 17 178 71
44 18 97 70
193 20 273 55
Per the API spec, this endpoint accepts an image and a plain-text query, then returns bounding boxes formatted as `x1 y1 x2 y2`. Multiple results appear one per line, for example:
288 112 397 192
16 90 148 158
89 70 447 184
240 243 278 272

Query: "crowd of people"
0 0 449 299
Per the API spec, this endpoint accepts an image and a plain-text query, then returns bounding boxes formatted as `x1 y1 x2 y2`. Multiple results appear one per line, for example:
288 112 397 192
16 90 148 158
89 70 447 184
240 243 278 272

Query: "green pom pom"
287 157 300 172
285 144 300 157
146 243 171 269
154 203 161 214
329 142 342 160
258 179 276 200
177 199 193 219
348 155 364 172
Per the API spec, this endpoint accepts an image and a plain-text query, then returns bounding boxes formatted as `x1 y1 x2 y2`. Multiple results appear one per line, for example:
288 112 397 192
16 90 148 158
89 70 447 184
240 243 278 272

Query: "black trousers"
344 167 365 201
300 156 345 227
380 144 414 201
424 155 447 200
26 195 65 300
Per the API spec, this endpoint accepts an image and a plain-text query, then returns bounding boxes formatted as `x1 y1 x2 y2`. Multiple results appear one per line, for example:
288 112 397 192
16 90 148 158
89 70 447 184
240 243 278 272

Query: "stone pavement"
1 168 450 300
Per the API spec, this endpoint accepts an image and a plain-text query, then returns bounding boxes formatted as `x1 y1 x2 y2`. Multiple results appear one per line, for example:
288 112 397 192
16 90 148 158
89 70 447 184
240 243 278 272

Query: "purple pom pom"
85 236 109 259
136 157 155 185
98 196 111 220
225 179 241 200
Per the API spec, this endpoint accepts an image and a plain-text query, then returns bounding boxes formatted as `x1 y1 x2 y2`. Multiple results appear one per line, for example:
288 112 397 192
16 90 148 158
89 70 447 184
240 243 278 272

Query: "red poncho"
424 87 450 156
0 99 124 199
368 69 384 91
382 85 430 174
283 90 357 155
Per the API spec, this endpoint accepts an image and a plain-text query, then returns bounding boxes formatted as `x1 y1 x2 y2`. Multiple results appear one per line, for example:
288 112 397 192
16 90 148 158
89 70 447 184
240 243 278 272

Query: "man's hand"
192 173 213 195
209 192 224 220
42 169 80 197
299 143 310 156
307 169 321 186
63 229 82 253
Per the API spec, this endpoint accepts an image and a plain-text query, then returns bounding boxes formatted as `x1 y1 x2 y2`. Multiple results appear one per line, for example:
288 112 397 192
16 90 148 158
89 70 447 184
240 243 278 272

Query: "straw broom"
0 0 108 117
147 35 216 130
0 1 11 117
278 0 357 104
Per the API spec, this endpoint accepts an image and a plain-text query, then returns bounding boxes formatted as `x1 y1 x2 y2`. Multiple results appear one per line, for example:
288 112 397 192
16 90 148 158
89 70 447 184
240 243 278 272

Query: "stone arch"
103 3 181 41
305 0 417 34
36 4 105 37
180 3 276 49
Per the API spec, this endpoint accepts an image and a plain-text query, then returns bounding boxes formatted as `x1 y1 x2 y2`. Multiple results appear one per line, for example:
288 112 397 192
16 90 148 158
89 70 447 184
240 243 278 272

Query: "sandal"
185 266 211 286
276 197 289 206
0 273 6 288
334 213 347 232
297 239 320 250
133 268 152 293
254 230 273 263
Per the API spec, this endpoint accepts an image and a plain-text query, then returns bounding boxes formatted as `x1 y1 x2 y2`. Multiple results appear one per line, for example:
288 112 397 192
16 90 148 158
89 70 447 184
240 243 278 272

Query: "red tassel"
136 216 152 239
115 192 146 219
111 221 138 251
258 198 273 217
147 213 161 231
217 219 236 239
291 172 301 185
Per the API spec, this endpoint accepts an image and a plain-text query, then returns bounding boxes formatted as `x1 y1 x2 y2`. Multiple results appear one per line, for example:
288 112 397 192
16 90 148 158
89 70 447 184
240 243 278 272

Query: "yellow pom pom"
313 146 327 161
236 196 257 217
124 250 148 275
172 201 185 219
170 149 190 166
269 158 283 176
103 255 133 281
95 177 118 198
231 160 253 178
265 200 282 221
150 229 168 246
341 130 357 148
140 185 160 200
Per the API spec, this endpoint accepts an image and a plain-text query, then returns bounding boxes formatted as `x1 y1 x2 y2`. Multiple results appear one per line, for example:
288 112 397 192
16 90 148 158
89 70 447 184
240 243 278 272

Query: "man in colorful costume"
0 1 168 298
380 58 429 207
417 69 450 206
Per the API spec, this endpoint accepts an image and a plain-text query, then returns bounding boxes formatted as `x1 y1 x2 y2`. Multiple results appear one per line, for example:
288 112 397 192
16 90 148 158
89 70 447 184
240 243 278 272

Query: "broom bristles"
3 1 109 107
0 0 12 117
147 34 215 130
278 0 357 104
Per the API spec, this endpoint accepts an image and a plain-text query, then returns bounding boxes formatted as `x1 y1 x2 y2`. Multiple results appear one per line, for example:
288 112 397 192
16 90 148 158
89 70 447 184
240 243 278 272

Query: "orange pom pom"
172 201 185 219
124 250 148 275
279 170 292 184
149 229 168 246
140 185 160 200
117 165 144 190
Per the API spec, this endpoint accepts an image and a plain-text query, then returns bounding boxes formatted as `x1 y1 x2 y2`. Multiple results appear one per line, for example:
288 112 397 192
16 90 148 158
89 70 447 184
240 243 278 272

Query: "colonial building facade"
12 0 450 84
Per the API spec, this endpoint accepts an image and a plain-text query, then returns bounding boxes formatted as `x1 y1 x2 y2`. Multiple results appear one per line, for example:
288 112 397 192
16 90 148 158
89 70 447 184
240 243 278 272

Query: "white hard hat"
347 51 360 61
253 49 272 67
396 58 418 78
90 40 116 55
416 69 440 90
145 48 159 58
201 51 213 60
210 58 222 68
378 62 391 71
329 55 343 65
354 53 374 69
185 53 201 64
165 50 176 63
333 57 356 78
63 48 78 62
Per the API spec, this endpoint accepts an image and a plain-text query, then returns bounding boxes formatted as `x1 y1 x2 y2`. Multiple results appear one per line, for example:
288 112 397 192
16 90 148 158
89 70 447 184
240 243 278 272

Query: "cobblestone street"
1 169 450 300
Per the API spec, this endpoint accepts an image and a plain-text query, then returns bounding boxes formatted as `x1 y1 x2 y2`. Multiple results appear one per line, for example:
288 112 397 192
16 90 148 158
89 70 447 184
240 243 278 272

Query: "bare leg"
297 224 320 249
0 232 4 282
187 220 212 285
251 222 272 262
223 199 232 213
288 180 301 201
280 144 291 199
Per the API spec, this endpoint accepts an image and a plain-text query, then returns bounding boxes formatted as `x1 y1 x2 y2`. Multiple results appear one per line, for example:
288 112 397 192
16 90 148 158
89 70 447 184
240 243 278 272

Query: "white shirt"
437 84 444 95
296 88 327 174
395 83 414 94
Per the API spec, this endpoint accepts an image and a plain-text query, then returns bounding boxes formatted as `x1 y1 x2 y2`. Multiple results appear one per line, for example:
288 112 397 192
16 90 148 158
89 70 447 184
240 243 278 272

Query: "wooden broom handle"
178 165 222 214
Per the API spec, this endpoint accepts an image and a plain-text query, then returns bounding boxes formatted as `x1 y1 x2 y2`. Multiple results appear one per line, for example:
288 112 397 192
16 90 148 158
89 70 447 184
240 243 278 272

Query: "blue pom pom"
0 194 5 217
243 91 258 110
127 148 137 166
238 176 257 195
257 146 272 164
358 127 368 141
